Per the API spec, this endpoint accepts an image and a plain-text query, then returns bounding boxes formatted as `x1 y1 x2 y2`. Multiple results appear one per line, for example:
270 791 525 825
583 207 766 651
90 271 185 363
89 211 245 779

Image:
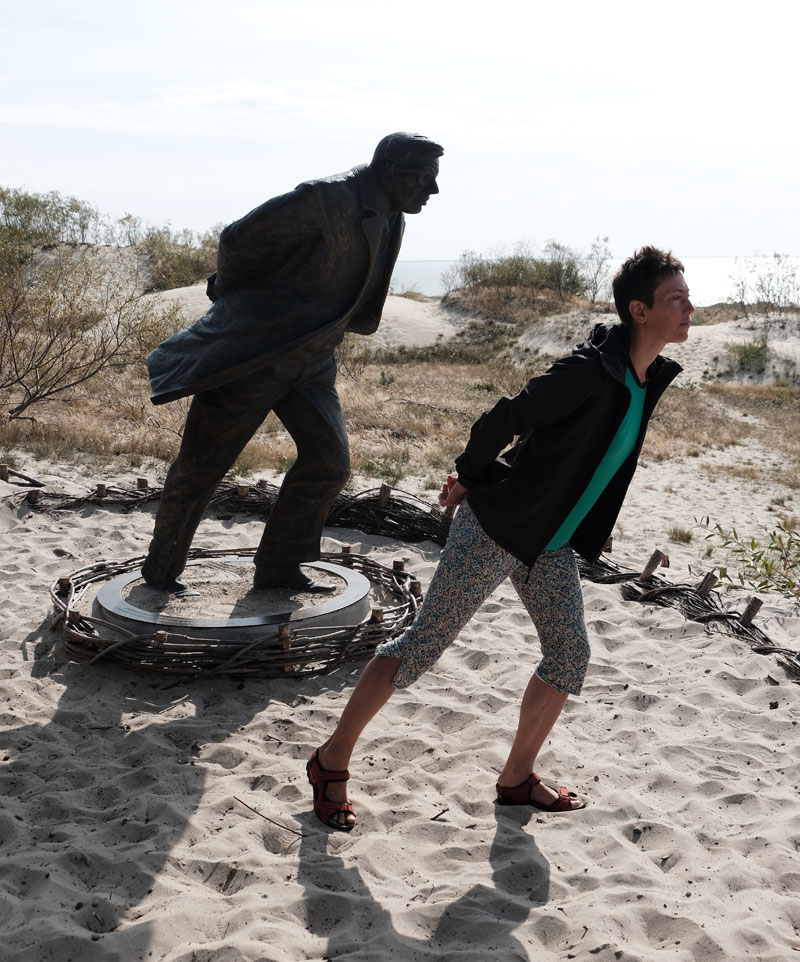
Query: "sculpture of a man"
141 132 443 593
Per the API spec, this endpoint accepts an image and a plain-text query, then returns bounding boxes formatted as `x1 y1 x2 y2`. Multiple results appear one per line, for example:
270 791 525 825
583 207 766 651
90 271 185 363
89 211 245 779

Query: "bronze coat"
146 165 404 405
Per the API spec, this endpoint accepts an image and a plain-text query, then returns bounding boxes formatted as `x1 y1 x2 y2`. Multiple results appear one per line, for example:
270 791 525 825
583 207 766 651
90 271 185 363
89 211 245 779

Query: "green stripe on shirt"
545 366 646 551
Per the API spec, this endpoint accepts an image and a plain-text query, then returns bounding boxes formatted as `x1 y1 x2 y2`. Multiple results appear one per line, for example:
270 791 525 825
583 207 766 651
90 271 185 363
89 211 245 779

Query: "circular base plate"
95 557 371 639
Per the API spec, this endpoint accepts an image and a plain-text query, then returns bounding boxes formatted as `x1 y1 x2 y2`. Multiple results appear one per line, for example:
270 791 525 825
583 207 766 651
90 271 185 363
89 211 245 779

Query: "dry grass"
3 317 799 493
702 383 800 487
690 302 745 325
639 385 750 461
441 288 591 354
0 354 540 484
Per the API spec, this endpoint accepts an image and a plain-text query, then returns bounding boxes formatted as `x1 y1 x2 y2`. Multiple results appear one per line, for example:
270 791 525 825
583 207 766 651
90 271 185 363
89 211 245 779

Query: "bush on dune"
0 188 184 421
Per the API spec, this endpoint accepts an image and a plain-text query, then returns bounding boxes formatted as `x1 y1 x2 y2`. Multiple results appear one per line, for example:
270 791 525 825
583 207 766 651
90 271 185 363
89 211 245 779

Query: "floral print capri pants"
375 501 591 695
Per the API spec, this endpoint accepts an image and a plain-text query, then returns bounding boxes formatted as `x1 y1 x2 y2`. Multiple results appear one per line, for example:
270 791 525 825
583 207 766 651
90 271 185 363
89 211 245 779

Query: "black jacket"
455 322 681 566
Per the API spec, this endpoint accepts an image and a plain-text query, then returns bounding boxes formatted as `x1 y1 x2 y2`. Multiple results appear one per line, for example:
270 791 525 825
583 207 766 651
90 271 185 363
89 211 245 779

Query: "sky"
2 0 798 261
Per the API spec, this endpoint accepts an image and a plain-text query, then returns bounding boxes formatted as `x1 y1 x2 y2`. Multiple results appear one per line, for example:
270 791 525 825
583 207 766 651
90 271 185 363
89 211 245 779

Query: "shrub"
729 253 800 319
0 240 181 419
443 241 588 300
335 332 371 380
695 517 800 599
0 185 103 253
725 333 769 374
137 223 220 291
582 235 613 304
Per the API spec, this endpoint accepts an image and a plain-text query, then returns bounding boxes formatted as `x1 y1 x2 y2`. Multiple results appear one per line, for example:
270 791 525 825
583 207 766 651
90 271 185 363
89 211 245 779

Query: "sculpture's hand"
439 474 466 508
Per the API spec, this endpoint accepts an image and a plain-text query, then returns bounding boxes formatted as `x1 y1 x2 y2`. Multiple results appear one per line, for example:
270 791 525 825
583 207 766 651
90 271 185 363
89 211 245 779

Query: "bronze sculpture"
142 132 443 593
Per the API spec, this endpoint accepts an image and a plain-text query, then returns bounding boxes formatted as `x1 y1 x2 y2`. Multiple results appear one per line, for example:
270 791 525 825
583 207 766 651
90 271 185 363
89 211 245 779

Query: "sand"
2 300 799 962
149 284 461 350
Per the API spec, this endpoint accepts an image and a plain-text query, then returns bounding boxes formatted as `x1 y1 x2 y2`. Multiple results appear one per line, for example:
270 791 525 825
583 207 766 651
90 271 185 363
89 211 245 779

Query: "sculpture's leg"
254 357 350 577
142 384 275 590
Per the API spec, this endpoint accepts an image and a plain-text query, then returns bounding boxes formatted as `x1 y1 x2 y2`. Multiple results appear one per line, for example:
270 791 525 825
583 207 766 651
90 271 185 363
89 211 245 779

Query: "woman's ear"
629 299 647 325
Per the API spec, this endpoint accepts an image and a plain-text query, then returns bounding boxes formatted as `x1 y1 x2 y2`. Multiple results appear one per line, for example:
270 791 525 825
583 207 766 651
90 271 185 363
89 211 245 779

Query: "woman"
308 246 693 830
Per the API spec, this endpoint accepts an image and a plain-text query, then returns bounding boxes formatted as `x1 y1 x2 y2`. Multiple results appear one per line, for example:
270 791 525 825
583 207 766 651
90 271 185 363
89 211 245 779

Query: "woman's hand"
439 474 467 508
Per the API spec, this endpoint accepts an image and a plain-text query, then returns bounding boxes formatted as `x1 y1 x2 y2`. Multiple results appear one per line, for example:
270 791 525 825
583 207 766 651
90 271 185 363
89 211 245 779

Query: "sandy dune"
2 297 799 962
150 284 460 350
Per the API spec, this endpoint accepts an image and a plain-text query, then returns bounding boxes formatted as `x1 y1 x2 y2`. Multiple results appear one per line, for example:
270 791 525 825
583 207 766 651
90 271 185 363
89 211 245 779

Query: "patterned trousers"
375 501 591 695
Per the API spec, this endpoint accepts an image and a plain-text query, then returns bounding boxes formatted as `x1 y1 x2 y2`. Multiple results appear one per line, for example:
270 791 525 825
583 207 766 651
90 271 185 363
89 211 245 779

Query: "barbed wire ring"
50 548 421 681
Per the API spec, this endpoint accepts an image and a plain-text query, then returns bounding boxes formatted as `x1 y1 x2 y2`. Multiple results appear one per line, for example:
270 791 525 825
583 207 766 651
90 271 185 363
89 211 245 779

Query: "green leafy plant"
695 516 800 598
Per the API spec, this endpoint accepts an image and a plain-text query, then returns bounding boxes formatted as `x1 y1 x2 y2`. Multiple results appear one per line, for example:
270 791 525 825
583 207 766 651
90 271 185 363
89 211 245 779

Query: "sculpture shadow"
2 613 362 961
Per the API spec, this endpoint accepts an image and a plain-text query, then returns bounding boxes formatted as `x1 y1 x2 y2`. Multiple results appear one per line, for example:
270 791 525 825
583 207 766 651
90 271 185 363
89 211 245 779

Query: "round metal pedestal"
95 557 371 640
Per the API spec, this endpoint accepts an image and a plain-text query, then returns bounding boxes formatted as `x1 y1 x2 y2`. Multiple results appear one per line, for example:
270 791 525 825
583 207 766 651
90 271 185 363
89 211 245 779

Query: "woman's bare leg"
497 673 581 809
314 654 401 825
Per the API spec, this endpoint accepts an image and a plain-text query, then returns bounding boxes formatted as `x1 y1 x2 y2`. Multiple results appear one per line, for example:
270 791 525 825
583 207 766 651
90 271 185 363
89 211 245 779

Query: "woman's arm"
454 352 605 489
439 474 467 507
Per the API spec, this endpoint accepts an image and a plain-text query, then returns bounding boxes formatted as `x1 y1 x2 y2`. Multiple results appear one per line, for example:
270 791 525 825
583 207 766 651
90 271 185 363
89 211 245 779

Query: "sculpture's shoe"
253 564 336 593
140 567 200 597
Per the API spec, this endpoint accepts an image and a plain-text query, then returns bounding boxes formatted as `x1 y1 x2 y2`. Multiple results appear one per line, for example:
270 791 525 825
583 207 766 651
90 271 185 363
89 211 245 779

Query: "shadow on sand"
2 613 550 961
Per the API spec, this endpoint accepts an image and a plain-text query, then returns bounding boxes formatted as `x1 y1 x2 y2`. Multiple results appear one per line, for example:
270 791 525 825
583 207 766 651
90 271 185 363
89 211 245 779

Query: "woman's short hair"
613 246 685 327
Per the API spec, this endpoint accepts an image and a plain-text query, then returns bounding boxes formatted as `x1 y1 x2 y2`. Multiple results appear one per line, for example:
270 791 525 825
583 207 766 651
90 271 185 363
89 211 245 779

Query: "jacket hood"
574 321 630 382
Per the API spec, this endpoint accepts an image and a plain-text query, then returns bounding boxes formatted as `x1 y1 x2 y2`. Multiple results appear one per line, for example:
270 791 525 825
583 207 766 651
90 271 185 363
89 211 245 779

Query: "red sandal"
496 772 584 812
307 749 357 831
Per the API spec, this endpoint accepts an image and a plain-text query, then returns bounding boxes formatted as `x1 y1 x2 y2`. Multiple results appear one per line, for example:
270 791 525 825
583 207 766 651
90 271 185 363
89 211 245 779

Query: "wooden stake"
0 464 8 482
378 484 391 507
136 477 149 491
155 630 168 643
96 483 107 498
57 577 72 595
392 559 405 574
640 549 667 579
410 579 422 599
236 484 249 497
370 607 384 623
341 545 352 555
696 572 718 598
278 623 292 647
739 597 762 627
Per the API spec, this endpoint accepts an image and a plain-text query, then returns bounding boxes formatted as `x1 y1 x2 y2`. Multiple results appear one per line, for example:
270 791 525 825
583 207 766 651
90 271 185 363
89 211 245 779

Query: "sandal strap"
495 772 542 804
307 750 350 786
548 786 577 812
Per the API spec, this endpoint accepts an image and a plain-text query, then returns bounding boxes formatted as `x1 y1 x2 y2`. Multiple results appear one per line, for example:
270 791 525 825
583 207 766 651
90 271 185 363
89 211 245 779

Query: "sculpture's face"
385 159 440 214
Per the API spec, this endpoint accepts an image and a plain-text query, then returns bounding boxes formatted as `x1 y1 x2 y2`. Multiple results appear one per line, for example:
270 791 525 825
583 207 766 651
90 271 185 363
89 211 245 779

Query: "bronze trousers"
142 351 349 585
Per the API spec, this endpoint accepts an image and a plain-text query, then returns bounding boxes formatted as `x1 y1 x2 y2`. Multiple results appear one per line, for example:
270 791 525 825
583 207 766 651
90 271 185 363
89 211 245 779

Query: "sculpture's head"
371 132 443 214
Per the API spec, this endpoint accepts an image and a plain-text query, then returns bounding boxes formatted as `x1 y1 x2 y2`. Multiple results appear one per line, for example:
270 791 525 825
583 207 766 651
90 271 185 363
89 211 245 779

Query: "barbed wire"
50 548 420 681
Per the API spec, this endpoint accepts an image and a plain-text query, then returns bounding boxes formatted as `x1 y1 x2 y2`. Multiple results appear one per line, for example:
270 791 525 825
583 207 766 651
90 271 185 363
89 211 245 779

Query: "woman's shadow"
4 604 551 962
296 805 551 960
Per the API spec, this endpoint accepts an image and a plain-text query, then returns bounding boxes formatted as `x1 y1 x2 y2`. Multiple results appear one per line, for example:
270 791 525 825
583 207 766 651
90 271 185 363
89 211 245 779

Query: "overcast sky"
3 0 797 261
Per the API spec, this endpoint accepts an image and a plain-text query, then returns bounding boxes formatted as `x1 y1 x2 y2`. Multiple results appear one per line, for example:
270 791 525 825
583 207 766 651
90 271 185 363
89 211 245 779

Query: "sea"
389 255 800 307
